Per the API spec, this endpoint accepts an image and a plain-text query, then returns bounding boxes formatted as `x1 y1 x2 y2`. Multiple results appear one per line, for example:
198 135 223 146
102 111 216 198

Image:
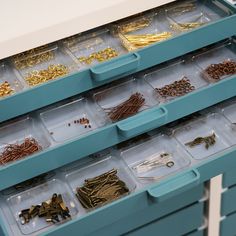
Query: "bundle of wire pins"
0 138 42 165
119 32 172 51
104 92 145 122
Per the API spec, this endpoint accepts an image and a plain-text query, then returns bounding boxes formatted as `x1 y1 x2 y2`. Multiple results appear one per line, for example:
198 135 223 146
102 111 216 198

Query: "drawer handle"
116 106 168 138
147 169 200 202
90 52 140 82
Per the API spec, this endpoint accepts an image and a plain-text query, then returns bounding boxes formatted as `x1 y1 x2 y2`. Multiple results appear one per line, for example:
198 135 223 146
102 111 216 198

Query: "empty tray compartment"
40 98 105 143
65 155 136 210
0 62 23 98
63 28 127 67
6 179 78 235
0 117 50 166
193 40 236 82
12 44 77 87
166 0 226 33
116 12 173 51
93 77 158 122
222 100 236 125
173 113 236 160
144 59 208 102
120 133 191 183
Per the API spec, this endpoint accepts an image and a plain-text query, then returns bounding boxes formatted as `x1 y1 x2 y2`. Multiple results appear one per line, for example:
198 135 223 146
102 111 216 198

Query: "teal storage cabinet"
0 0 236 235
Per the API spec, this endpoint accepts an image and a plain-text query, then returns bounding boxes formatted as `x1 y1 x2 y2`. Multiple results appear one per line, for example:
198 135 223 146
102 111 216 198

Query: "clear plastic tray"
144 59 208 102
65 155 136 211
0 62 23 98
166 0 223 33
193 40 236 82
93 77 158 122
12 44 77 87
6 179 78 235
40 98 105 143
1 172 55 196
0 117 50 166
220 100 236 129
63 28 127 67
120 134 191 183
173 113 236 160
116 13 173 51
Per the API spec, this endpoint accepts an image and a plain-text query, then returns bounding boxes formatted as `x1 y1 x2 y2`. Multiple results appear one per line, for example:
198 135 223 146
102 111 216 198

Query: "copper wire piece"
104 92 145 122
0 138 42 165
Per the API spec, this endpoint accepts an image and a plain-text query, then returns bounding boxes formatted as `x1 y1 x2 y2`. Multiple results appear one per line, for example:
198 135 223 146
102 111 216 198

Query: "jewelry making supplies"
25 64 69 86
0 138 42 165
104 92 145 122
119 32 172 51
132 153 174 174
0 81 14 97
203 60 236 81
13 45 54 69
76 169 130 209
156 76 195 99
19 193 71 225
185 132 216 149
78 47 119 65
170 22 205 32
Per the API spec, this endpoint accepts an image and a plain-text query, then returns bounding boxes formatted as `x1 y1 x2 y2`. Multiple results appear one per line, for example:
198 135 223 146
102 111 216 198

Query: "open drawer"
0 152 204 236
0 38 236 190
0 0 236 122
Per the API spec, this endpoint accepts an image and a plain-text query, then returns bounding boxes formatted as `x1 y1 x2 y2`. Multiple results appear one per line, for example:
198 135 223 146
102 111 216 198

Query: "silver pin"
132 152 174 174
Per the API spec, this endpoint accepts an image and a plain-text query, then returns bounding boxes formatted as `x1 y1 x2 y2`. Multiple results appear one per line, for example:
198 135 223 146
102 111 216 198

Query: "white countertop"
0 0 174 60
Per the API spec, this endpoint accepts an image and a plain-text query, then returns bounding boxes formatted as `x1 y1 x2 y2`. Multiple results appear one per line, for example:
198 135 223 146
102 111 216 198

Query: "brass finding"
78 47 118 64
25 64 69 86
0 81 14 97
118 18 151 34
13 45 54 69
119 32 172 51
170 22 205 32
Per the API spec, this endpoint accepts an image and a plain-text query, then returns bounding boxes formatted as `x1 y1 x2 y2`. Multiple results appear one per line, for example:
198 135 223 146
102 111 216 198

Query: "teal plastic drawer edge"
221 186 236 216
90 184 204 236
124 202 204 236
221 212 236 236
0 75 236 190
0 0 236 122
223 169 236 188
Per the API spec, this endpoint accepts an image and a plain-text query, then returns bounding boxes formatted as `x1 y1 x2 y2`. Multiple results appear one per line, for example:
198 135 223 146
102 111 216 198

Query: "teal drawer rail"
223 169 236 188
0 0 236 122
1 74 236 190
221 185 236 216
221 211 236 236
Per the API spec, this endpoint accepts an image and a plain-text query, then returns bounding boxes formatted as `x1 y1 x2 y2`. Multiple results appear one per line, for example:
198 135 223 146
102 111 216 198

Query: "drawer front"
1 0 236 122
124 202 204 236
221 185 236 216
87 184 204 236
221 212 236 236
223 169 236 188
